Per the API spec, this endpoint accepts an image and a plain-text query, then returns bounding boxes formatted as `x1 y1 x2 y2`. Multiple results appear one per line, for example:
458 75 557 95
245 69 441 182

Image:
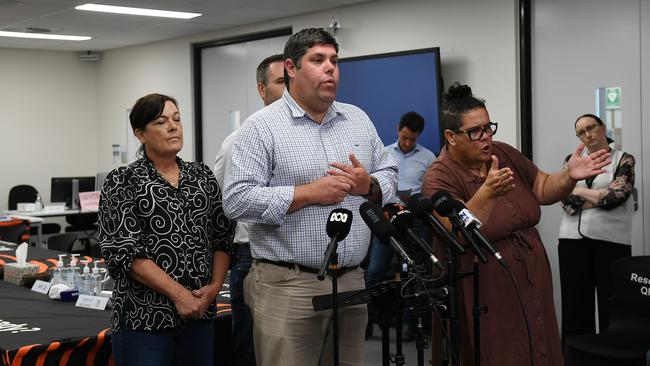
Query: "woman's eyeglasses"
576 124 601 138
457 122 498 141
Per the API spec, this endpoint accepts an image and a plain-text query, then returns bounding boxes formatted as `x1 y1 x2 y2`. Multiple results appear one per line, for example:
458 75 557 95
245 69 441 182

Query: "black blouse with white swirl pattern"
98 155 235 331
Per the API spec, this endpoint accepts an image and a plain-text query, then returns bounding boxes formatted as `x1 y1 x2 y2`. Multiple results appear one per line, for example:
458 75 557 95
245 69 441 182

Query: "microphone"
453 201 505 263
408 193 466 254
359 202 415 267
382 203 444 270
430 190 488 264
318 208 353 280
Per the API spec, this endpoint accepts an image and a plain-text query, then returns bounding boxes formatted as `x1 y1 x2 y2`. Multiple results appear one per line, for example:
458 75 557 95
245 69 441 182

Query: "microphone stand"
392 263 406 366
447 243 487 366
330 253 341 366
472 257 487 366
318 236 341 366
446 244 460 366
401 268 436 366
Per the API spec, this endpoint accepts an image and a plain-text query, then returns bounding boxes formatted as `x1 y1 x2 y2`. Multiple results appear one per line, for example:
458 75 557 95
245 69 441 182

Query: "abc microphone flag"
318 208 353 280
327 208 353 241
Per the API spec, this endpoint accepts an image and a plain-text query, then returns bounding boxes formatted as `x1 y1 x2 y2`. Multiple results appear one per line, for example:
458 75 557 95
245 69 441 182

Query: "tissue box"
16 203 36 212
4 262 39 286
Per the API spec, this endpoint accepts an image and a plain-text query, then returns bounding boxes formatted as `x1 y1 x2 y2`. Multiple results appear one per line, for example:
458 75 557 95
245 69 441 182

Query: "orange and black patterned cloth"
0 219 30 244
0 248 232 366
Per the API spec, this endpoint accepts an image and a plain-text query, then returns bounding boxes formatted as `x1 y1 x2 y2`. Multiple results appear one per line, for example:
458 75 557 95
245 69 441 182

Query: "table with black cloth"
0 241 72 280
0 241 233 366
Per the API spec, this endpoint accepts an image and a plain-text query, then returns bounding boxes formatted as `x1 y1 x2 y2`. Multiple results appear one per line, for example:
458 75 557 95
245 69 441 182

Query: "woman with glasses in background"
422 83 610 366
558 113 635 350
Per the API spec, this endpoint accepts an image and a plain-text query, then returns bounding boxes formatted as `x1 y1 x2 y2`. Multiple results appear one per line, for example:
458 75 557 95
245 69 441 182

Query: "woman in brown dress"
422 83 610 366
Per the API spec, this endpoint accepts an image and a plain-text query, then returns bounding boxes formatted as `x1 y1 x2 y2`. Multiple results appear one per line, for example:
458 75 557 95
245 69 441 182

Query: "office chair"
565 255 650 366
0 219 29 244
65 213 98 255
8 184 38 210
89 242 103 259
47 233 79 252
8 184 62 238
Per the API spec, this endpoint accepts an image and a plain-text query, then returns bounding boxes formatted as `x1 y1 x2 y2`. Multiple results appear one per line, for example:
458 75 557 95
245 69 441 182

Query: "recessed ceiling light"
0 31 91 41
75 3 201 19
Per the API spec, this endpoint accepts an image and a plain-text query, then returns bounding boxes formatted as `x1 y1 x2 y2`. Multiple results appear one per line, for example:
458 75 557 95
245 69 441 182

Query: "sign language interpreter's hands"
328 153 372 196
482 155 515 198
566 143 611 181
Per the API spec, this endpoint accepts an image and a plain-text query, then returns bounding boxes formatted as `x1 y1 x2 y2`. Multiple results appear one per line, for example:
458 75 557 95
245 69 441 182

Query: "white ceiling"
0 0 370 51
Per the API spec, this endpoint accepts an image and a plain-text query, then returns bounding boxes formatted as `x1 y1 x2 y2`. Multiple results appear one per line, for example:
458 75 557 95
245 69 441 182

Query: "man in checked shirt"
223 28 397 366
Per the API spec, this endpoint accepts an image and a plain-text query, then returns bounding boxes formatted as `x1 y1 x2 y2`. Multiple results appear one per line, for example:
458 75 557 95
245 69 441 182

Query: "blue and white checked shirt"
223 91 398 268
386 142 436 203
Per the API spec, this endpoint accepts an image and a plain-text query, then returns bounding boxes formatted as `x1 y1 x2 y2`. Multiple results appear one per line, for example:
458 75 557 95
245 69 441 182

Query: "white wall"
200 35 290 166
1 0 520 213
0 48 98 211
95 39 196 170
95 0 520 173
642 0 650 256
532 0 645 327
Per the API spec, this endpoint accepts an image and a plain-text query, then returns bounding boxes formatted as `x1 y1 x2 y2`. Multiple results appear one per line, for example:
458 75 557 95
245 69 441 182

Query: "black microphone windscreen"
408 193 435 216
382 202 414 231
359 202 398 243
430 190 459 217
326 208 353 242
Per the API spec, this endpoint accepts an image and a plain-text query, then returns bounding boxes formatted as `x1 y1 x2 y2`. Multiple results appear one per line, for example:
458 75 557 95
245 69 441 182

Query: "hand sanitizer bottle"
69 254 81 289
60 255 71 286
34 193 43 211
79 260 90 295
52 254 66 285
88 262 100 296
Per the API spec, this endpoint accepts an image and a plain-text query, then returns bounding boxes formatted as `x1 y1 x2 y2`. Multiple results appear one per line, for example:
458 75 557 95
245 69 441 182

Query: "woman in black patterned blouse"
98 93 235 366
558 113 635 351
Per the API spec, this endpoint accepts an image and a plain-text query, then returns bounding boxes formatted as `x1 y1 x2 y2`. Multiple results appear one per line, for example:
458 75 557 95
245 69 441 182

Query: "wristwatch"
364 176 379 198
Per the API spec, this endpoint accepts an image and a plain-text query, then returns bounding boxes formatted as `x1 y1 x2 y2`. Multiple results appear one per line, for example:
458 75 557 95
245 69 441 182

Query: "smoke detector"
79 50 101 62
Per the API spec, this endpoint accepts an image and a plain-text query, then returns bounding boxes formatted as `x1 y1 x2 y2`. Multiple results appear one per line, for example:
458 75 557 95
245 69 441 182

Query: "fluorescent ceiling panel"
75 4 202 19
0 31 91 41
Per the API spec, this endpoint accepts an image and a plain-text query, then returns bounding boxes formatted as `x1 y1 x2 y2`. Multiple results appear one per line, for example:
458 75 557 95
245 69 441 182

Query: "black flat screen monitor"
51 176 96 208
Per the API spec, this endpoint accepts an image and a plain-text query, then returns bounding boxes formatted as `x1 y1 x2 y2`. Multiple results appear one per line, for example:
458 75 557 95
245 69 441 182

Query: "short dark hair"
398 111 425 134
283 28 339 89
129 93 178 156
441 82 486 132
256 54 285 85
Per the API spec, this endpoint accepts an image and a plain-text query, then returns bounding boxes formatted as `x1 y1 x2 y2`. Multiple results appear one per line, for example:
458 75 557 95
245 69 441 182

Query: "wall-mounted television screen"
337 48 443 154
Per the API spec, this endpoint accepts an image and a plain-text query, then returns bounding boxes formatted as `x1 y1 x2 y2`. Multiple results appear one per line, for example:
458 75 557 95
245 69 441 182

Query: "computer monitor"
95 172 109 191
51 176 96 209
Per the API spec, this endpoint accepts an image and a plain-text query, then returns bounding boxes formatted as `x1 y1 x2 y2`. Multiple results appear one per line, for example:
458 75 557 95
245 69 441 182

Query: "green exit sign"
606 87 621 109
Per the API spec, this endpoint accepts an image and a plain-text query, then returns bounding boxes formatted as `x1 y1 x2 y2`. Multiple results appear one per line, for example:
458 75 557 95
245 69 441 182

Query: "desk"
5 209 85 218
0 281 112 365
5 209 97 248
0 241 94 284
0 247 233 366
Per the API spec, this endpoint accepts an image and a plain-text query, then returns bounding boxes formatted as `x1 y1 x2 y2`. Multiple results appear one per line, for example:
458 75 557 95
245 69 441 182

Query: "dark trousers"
230 243 256 366
558 237 631 350
111 319 215 366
